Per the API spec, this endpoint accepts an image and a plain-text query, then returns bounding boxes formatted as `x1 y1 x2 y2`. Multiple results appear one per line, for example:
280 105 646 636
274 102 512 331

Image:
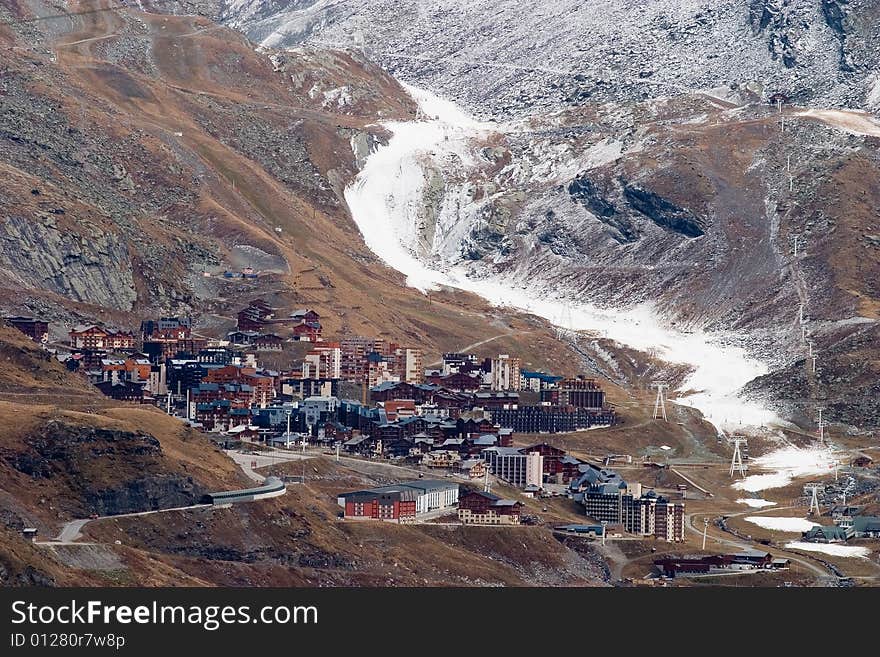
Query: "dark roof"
520 370 563 383
461 489 501 502
804 526 847 541
851 516 880 533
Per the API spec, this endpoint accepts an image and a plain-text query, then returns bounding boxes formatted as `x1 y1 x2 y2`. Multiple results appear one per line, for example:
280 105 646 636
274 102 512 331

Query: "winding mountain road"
47 503 212 545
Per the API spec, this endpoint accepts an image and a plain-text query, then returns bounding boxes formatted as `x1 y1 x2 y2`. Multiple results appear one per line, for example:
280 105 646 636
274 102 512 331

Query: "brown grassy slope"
0 528 107 586
0 399 243 527
84 458 609 587
0 1 595 369
0 324 96 393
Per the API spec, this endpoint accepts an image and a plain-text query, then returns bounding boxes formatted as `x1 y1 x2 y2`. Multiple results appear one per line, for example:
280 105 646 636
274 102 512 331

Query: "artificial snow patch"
736 498 777 508
733 445 836 492
745 517 818 533
344 85 780 429
785 542 870 559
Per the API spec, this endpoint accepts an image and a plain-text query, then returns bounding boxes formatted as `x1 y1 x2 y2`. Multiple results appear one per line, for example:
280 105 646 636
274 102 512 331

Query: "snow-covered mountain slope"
345 86 782 428
221 0 880 120
343 78 880 429
208 0 880 429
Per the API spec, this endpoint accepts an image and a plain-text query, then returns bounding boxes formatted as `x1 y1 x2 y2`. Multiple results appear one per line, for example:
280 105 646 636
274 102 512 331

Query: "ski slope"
345 84 780 429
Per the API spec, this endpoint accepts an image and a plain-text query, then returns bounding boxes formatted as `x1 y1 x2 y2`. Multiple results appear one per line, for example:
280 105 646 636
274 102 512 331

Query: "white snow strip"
745 517 818 533
796 109 880 138
736 498 777 508
733 445 836 492
344 83 780 430
785 542 870 559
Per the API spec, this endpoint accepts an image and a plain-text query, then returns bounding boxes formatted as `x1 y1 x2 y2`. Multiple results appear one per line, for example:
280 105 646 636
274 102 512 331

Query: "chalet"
227 330 260 346
432 390 473 413
558 455 584 482
383 438 413 458
393 415 425 437
471 434 499 450
427 371 482 392
381 399 417 422
457 416 497 439
290 309 320 324
237 300 274 331
323 421 352 442
455 458 487 479
458 489 523 525
203 365 276 406
70 325 108 349
6 316 49 343
803 526 848 543
374 423 404 443
423 450 461 468
254 333 284 351
69 325 136 351
831 505 861 528
370 381 439 403
195 400 233 431
94 380 145 403
342 435 372 456
412 434 434 453
292 322 322 342
225 424 261 440
436 437 467 453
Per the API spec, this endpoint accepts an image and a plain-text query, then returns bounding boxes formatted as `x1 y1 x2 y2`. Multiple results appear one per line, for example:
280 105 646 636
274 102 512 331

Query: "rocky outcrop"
748 0 780 32
0 562 55 587
0 215 137 310
821 0 850 34
86 474 204 516
3 421 208 516
622 185 706 238
568 176 638 243
821 0 857 72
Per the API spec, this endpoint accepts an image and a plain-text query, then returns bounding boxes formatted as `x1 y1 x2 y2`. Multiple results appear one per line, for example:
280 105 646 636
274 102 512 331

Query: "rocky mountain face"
0 1 416 332
2 1 558 360
4 422 207 516
219 0 880 119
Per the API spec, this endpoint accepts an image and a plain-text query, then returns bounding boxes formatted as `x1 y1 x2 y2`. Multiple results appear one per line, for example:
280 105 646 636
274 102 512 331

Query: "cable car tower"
729 436 747 479
651 382 669 421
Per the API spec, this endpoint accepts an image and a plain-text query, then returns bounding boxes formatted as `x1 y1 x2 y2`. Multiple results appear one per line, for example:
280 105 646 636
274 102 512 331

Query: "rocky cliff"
220 0 880 119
